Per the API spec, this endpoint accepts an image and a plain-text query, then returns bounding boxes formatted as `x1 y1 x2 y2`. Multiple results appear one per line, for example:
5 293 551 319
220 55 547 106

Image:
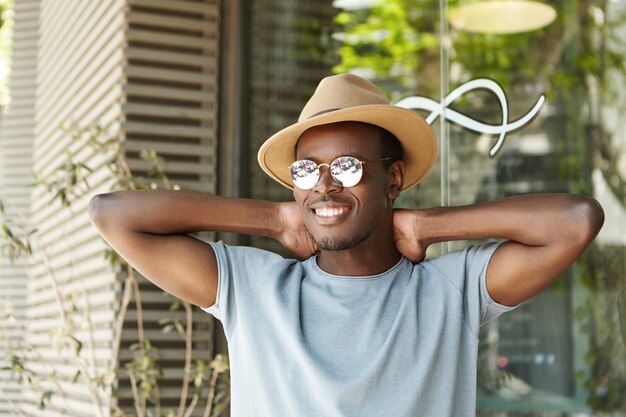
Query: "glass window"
240 0 626 414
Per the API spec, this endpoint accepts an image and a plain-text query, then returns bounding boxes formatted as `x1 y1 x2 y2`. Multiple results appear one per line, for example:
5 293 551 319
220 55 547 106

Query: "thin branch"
0 385 27 417
110 272 134 414
203 370 220 417
182 394 200 417
130 271 145 348
210 393 230 417
177 301 194 417
128 371 145 417
38 246 106 417
82 291 98 373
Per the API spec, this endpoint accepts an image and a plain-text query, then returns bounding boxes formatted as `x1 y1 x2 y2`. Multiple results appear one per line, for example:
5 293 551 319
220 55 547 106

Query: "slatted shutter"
118 1 220 412
0 1 38 414
26 1 126 415
124 0 219 192
0 0 221 416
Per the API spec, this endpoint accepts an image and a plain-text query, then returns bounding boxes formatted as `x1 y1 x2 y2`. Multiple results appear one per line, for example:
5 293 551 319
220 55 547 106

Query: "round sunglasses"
289 156 394 190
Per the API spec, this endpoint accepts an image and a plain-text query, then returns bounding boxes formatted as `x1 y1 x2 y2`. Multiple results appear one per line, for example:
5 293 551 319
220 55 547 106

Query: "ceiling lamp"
449 0 557 34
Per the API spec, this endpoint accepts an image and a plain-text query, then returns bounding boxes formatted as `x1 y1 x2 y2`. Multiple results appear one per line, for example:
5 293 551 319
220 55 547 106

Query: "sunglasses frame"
289 156 395 190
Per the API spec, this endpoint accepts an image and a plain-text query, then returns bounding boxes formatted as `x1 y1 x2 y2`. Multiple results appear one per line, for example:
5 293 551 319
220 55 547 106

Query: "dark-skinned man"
89 74 604 417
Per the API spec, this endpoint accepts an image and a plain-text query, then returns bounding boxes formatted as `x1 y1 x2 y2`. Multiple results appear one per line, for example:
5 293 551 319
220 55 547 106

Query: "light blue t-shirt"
202 241 515 417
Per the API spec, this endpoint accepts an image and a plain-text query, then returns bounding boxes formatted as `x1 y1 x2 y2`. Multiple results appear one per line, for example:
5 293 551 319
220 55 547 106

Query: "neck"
316 238 402 276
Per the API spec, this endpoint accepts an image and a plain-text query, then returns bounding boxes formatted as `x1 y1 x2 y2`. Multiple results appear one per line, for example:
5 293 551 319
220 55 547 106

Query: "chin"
315 234 368 251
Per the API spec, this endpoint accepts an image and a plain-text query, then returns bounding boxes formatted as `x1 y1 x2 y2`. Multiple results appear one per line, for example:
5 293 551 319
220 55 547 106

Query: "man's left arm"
394 194 604 306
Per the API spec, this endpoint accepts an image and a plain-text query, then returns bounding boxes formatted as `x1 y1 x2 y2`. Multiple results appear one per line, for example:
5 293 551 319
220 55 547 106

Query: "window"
236 0 626 413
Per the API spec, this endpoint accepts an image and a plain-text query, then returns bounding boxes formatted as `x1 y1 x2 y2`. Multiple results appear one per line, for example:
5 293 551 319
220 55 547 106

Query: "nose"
312 165 342 194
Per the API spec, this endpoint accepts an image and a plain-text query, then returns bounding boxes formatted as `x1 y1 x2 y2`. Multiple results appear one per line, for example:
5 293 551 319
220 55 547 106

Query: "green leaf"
2 223 13 238
77 162 93 172
174 321 184 336
72 370 82 383
70 335 83 355
38 390 53 410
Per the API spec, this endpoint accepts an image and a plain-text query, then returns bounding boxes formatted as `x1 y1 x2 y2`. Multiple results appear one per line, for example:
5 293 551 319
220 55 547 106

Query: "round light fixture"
449 0 557 34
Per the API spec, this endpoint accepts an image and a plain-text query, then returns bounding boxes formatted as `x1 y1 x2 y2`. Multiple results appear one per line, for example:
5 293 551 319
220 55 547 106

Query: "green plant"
1 123 230 416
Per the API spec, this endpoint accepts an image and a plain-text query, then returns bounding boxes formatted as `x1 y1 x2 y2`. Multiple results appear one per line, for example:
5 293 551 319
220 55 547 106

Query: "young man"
89 74 604 416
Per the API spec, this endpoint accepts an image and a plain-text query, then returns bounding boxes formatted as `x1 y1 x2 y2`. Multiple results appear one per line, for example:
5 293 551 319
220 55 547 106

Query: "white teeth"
315 207 348 217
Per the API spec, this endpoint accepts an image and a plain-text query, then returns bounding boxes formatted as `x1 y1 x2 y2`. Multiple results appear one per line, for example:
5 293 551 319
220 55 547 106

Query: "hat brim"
257 104 437 191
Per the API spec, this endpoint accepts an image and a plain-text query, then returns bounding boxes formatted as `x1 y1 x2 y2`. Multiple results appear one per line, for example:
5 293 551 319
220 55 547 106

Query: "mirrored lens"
290 159 319 190
331 156 363 187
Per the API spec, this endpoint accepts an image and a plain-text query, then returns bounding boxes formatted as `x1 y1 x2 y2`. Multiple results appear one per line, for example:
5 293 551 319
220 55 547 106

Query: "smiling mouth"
313 206 351 218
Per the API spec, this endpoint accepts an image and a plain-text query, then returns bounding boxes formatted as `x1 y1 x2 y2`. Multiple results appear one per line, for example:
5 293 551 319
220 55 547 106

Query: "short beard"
314 231 370 251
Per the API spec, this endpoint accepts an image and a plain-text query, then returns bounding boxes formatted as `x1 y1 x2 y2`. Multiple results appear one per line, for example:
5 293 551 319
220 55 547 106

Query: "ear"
387 160 404 200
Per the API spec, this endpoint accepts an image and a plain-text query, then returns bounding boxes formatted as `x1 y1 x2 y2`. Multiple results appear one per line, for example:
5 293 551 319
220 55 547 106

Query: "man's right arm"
88 190 316 308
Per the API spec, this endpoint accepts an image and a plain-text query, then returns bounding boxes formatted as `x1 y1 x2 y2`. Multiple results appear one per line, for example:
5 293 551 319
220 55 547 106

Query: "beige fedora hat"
257 73 437 191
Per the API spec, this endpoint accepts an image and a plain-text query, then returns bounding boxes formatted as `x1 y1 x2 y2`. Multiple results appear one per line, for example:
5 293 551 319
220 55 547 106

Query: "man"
89 74 604 416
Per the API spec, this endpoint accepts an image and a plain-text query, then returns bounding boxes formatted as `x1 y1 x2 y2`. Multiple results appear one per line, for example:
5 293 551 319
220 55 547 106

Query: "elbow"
570 195 605 245
88 192 118 232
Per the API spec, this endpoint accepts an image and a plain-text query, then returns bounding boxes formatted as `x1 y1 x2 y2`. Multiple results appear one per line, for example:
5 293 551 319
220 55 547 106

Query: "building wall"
0 1 221 415
26 1 126 414
0 0 38 413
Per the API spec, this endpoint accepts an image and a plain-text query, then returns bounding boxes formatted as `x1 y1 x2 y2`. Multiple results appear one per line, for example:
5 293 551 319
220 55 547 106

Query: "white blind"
0 0 38 414
0 0 221 416
27 0 126 414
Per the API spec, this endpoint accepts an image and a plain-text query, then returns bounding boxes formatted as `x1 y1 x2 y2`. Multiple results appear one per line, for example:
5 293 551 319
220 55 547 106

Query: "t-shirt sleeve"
199 241 297 337
200 241 259 335
200 241 228 321
469 241 518 324
429 241 517 336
